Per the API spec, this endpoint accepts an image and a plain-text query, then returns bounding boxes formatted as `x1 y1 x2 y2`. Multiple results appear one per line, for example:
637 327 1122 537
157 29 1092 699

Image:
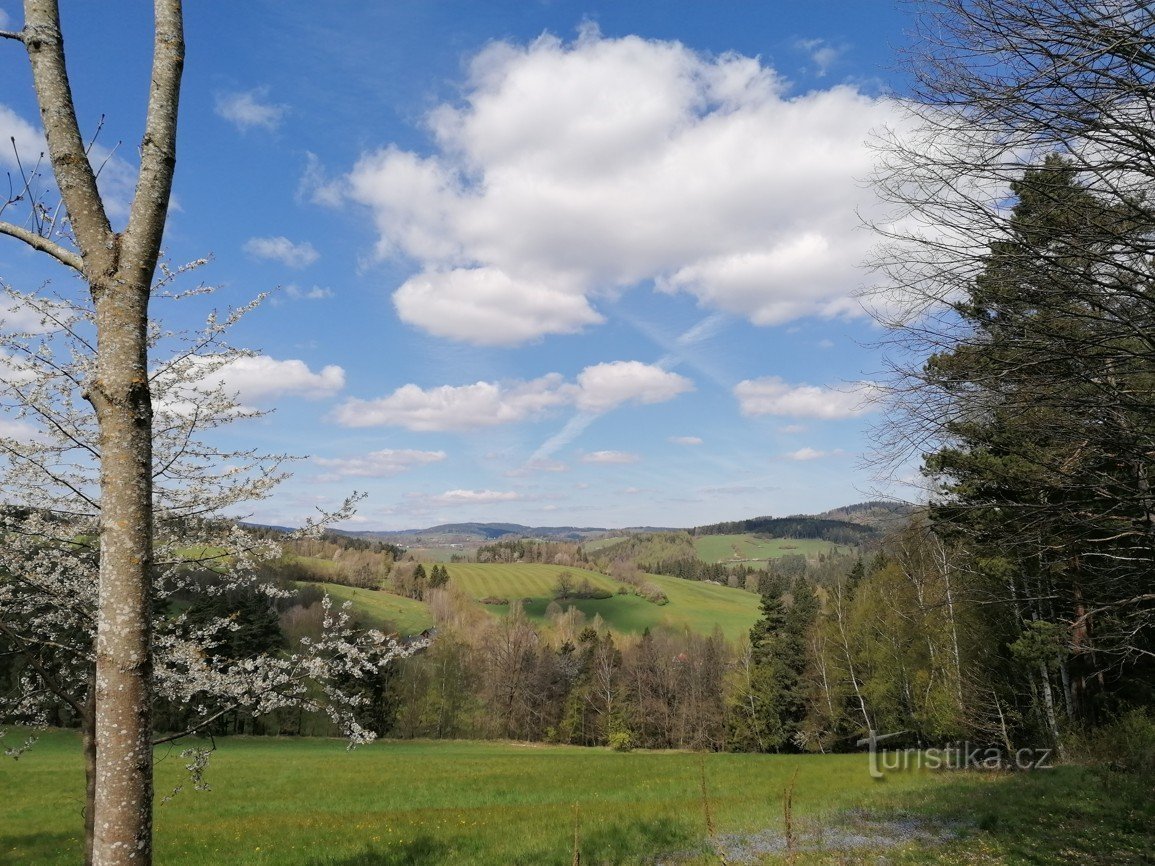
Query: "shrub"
608 730 634 752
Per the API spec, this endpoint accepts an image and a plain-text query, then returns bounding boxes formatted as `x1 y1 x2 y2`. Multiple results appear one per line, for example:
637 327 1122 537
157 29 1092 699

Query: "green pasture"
7 731 1148 864
446 563 759 643
408 547 472 563
444 562 618 599
297 582 434 635
0 731 929 865
579 536 628 553
693 534 849 565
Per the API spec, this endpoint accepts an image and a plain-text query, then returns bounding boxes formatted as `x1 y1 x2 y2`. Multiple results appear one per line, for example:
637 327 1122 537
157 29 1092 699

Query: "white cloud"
163 355 345 410
795 38 844 77
0 105 43 172
215 88 287 132
284 284 333 300
346 30 903 344
669 435 703 446
430 489 521 505
0 417 40 443
574 361 693 413
582 450 639 464
332 360 690 431
393 267 601 345
314 449 445 480
244 236 319 268
298 152 344 207
333 375 569 431
734 376 880 419
786 447 843 461
505 458 568 477
0 10 10 27
0 350 36 384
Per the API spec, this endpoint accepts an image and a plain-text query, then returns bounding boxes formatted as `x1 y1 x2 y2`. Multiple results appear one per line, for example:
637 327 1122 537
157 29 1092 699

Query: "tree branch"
121 0 183 277
0 29 24 42
22 0 112 267
0 220 82 270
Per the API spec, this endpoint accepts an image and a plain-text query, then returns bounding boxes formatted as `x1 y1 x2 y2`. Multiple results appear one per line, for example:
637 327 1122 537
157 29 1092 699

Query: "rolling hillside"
298 563 759 643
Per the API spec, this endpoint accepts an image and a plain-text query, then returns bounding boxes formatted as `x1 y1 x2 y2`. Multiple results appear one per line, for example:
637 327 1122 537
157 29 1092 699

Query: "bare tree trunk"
83 672 97 866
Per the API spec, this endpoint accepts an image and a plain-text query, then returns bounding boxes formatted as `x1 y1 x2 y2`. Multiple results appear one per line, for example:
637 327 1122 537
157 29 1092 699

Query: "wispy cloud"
215 87 287 132
313 449 446 480
582 450 640 465
244 236 319 268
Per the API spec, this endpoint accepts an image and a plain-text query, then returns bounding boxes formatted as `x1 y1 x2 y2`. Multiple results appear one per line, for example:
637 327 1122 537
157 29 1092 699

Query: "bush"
478 596 509 605
1081 709 1155 774
608 730 634 752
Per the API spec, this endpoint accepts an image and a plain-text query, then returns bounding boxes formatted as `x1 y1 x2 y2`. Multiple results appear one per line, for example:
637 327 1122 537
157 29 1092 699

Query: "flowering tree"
0 3 416 864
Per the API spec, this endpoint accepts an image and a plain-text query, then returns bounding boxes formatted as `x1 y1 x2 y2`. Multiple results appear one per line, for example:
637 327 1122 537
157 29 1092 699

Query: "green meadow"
5 730 1150 865
297 581 435 635
693 534 850 565
296 563 759 642
445 563 760 643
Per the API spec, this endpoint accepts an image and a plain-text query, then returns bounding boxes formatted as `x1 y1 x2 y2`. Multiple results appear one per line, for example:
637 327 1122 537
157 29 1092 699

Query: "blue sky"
0 1 922 530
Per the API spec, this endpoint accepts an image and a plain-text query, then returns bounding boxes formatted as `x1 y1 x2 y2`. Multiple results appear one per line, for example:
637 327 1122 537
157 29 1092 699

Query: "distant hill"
271 502 914 549
333 523 676 546
816 500 917 533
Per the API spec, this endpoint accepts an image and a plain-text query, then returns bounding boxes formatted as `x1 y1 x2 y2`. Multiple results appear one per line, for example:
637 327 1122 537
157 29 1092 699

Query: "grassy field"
4 730 1150 865
408 547 473 563
446 563 759 643
693 534 851 565
293 563 758 642
296 581 434 635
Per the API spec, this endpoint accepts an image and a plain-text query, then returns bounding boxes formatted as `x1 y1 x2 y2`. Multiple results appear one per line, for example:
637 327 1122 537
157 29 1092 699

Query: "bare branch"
0 219 81 270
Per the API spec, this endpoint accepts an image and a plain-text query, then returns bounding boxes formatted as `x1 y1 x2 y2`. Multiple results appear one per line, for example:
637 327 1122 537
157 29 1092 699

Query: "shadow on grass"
307 817 697 866
307 834 465 866
860 765 1155 865
0 831 82 864
518 816 697 866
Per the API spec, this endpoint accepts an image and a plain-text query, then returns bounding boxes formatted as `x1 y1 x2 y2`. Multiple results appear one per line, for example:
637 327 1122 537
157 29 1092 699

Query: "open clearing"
693 534 851 565
298 563 759 642
446 563 760 642
4 730 1150 865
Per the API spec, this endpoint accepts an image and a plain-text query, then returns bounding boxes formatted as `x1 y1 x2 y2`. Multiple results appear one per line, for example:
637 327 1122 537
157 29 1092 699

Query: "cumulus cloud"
215 88 287 132
0 105 43 172
582 450 639 464
393 267 602 345
429 489 522 505
314 449 445 480
734 376 880 419
159 355 345 414
574 361 692 412
332 360 690 431
669 435 703 446
0 105 135 222
345 30 903 344
333 375 569 431
244 236 319 268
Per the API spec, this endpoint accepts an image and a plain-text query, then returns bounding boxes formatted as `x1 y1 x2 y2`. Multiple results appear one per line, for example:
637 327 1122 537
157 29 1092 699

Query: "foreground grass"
4 731 933 865
4 731 1150 864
